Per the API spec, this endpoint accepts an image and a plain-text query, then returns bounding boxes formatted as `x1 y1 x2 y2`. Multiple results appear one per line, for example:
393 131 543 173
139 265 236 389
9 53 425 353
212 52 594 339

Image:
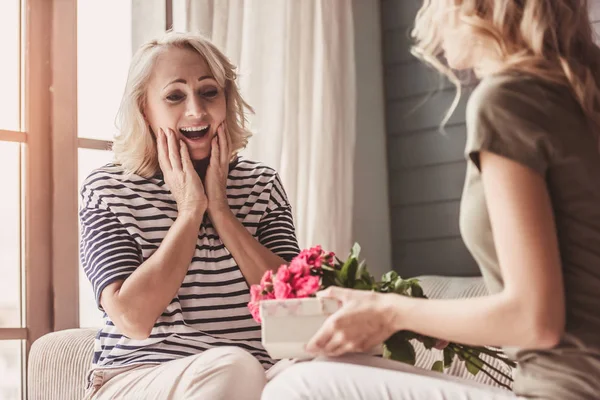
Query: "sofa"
27 276 513 400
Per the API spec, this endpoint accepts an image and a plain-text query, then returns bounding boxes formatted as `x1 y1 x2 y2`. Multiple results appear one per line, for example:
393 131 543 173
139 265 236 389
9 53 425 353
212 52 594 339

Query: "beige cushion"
28 328 96 400
417 275 488 300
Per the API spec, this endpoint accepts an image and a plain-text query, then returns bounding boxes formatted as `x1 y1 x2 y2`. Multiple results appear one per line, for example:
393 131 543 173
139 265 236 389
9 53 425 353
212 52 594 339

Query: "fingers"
306 318 335 354
156 128 171 171
210 134 220 167
179 140 194 173
306 321 370 357
166 128 182 171
225 122 232 161
320 332 348 357
316 286 350 303
218 123 229 165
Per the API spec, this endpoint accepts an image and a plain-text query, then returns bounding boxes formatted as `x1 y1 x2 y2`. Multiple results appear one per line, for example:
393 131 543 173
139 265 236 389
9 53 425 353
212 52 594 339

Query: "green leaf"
384 334 416 365
393 279 411 295
468 348 481 357
355 260 367 280
382 346 392 359
410 282 425 298
350 242 361 258
352 280 372 290
432 361 444 372
464 354 484 376
382 271 398 283
443 347 455 368
356 261 375 287
339 257 358 287
421 336 437 350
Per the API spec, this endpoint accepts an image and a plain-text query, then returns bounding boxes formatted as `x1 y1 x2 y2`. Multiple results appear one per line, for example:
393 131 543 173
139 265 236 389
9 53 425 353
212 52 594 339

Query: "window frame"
0 0 55 397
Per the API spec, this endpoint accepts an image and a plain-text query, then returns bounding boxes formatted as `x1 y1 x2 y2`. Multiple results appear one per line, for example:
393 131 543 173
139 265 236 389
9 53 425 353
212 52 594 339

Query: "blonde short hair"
113 32 253 178
412 0 600 133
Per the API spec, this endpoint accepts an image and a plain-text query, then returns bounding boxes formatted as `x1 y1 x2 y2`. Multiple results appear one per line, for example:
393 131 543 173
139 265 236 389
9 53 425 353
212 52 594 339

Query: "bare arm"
388 151 565 348
101 210 202 339
308 151 565 355
101 128 207 340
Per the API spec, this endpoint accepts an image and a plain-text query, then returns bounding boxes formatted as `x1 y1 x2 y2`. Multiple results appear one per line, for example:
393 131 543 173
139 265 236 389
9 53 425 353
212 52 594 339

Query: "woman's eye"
202 89 218 98
166 93 184 102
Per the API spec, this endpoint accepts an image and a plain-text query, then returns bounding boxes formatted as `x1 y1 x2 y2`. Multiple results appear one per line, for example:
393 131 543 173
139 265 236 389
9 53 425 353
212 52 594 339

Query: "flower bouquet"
249 243 516 389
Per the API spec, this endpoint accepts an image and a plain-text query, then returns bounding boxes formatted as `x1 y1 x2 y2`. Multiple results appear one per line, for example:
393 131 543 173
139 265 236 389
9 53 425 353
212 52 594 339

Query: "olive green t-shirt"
460 72 600 399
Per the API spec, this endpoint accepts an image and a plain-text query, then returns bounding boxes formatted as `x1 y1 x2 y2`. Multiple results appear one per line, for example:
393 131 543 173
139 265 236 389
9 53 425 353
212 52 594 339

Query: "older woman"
263 0 600 399
80 32 299 400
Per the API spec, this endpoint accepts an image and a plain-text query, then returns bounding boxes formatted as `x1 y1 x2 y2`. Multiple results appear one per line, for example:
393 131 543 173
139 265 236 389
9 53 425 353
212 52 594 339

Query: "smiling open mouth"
180 125 210 140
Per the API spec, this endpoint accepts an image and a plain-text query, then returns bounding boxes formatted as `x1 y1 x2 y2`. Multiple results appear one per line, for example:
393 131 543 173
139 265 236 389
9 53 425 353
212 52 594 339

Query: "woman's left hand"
205 123 232 217
305 287 399 357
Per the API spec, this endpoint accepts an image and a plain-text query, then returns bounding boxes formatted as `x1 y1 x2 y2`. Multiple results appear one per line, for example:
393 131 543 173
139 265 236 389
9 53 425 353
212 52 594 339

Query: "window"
0 2 175 398
0 0 26 398
75 0 169 328
77 0 133 329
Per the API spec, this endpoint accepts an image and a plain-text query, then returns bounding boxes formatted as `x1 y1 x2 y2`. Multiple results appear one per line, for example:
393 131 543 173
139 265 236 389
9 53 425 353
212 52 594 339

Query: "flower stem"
450 344 513 387
469 346 516 368
451 346 512 390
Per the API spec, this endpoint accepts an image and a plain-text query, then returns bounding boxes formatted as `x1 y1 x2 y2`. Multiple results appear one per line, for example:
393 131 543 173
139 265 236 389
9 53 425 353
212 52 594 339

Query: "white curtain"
173 0 357 256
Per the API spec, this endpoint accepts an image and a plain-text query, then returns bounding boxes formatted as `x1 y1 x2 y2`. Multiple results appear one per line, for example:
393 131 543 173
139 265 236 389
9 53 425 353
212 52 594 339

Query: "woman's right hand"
157 128 207 221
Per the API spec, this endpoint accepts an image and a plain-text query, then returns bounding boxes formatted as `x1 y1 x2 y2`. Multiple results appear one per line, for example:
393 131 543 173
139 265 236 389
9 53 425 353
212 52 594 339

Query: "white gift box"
260 297 342 360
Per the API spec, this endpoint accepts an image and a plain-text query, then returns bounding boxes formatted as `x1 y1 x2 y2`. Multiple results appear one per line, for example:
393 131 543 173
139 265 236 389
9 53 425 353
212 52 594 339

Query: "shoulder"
229 158 291 204
464 73 582 173
467 72 576 126
230 158 280 182
81 163 126 194
80 163 163 200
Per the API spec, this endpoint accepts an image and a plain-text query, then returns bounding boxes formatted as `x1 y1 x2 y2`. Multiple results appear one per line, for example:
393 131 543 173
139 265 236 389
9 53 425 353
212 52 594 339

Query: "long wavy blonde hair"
412 0 600 133
113 32 253 178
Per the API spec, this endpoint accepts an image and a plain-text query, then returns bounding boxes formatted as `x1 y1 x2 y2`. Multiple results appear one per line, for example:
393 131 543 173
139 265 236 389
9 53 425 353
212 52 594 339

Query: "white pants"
84 346 268 400
262 354 522 400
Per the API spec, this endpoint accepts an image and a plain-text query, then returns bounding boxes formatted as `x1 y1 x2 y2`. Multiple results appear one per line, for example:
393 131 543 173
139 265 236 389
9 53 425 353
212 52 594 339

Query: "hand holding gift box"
249 244 517 389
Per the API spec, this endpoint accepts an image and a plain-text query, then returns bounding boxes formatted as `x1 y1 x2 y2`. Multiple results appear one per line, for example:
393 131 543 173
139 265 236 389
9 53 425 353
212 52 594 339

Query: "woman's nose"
185 97 206 118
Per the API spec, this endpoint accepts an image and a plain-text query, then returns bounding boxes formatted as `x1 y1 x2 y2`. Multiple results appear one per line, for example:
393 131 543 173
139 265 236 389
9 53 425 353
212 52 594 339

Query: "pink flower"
276 265 291 283
289 257 310 277
434 340 450 350
261 270 274 286
263 290 275 300
274 280 294 299
299 246 324 267
250 285 262 303
324 251 335 266
248 301 261 323
293 275 321 298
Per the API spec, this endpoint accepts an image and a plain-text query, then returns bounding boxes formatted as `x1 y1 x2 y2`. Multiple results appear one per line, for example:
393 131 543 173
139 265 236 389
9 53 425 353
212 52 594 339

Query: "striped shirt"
79 158 300 374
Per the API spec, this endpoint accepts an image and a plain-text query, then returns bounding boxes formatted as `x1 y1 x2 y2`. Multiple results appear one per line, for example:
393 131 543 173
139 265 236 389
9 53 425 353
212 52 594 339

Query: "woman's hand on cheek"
205 123 231 217
305 287 399 357
157 128 207 221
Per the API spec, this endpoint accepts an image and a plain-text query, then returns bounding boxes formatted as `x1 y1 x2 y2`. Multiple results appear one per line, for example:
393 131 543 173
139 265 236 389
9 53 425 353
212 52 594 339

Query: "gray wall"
351 0 393 279
382 0 477 278
381 0 600 278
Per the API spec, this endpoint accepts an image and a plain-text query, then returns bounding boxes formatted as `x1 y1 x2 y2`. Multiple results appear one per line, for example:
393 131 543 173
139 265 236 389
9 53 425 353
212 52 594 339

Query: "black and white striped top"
79 158 300 374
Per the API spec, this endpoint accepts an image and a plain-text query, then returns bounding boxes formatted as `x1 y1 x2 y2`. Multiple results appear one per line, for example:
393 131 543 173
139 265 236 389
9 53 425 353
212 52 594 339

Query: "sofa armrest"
28 328 96 400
